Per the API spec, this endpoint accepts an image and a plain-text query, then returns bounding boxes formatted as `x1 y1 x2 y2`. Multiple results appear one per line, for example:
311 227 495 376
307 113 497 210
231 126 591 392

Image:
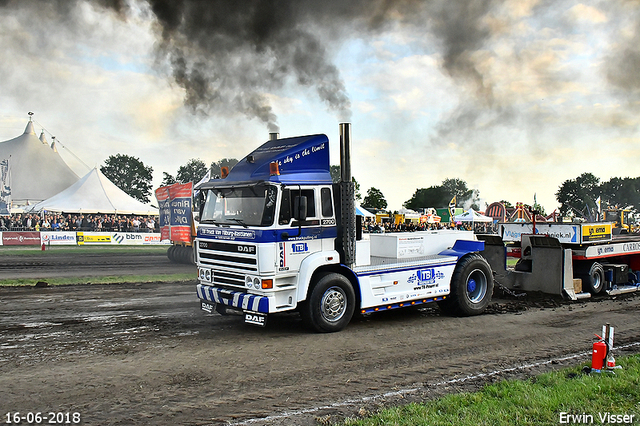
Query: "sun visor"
224 134 332 185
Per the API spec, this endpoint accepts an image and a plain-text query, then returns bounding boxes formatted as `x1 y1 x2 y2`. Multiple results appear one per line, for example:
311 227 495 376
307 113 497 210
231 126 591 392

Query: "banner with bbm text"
155 182 193 244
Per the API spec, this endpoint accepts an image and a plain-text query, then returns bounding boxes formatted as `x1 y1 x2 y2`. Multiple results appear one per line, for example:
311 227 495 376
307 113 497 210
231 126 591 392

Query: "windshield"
200 184 277 227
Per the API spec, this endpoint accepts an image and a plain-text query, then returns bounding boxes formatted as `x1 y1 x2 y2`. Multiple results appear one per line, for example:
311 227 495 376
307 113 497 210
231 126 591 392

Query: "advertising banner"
501 223 613 244
155 186 171 241
154 182 193 244
41 231 77 246
581 223 612 243
2 231 41 246
111 232 168 245
76 232 112 245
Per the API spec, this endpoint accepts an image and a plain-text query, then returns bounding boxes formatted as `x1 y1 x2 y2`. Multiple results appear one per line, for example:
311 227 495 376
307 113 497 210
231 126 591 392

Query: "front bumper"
197 284 269 313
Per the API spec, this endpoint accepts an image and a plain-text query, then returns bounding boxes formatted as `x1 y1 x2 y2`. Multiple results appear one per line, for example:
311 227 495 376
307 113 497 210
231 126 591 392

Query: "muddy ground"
1 250 640 425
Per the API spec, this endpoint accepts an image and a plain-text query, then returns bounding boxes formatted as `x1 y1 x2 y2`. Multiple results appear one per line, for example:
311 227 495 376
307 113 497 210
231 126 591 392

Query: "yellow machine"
602 208 634 234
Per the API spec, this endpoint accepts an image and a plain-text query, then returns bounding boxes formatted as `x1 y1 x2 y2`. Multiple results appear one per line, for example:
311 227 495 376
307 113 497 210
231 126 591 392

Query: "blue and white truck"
194 123 493 332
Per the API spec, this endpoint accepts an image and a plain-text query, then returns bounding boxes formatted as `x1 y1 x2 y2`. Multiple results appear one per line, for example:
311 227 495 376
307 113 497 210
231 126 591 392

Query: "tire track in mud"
1 254 639 425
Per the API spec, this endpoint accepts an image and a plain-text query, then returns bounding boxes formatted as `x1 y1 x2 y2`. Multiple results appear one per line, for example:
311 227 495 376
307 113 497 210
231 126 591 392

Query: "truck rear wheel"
577 262 605 295
438 254 493 316
301 273 355 333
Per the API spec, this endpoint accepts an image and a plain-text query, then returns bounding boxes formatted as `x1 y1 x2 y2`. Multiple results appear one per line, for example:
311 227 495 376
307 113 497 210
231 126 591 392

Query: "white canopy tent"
0 121 79 205
28 167 158 215
454 208 493 223
356 204 375 217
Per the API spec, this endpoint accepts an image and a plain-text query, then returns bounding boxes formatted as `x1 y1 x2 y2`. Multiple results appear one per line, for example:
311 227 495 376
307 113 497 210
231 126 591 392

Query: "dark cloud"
0 0 508 131
9 0 638 137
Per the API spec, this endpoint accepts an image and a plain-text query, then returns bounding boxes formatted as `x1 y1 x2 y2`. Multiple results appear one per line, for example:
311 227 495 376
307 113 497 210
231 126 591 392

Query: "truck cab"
195 125 493 332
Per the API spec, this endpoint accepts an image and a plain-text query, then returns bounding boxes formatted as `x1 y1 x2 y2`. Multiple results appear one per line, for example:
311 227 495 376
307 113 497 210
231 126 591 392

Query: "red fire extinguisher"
591 337 607 370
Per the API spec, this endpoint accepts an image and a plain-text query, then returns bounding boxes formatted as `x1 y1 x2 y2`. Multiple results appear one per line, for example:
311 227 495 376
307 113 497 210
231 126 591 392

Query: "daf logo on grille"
238 245 256 253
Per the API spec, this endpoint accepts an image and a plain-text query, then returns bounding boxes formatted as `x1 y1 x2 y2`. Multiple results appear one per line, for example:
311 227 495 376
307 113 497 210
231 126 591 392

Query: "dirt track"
1 250 640 425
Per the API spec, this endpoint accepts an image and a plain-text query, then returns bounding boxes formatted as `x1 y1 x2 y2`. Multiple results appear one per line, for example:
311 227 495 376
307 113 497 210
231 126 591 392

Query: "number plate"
244 311 267 327
198 267 213 283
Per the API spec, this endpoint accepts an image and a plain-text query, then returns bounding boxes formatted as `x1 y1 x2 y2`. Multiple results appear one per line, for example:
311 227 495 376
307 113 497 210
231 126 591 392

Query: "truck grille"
198 240 258 288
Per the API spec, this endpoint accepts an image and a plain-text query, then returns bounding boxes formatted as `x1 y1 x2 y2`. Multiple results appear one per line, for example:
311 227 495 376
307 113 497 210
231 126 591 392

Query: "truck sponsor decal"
407 268 445 287
291 242 309 254
584 241 640 258
501 224 579 243
279 242 288 271
199 228 257 240
582 224 612 242
197 226 336 243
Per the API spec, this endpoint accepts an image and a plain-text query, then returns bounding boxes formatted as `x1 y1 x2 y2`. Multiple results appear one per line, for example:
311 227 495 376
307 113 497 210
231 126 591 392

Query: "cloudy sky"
0 0 639 212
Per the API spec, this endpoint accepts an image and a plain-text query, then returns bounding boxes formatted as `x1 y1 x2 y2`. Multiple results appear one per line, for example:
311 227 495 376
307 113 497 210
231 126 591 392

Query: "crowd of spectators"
363 220 497 234
0 213 160 233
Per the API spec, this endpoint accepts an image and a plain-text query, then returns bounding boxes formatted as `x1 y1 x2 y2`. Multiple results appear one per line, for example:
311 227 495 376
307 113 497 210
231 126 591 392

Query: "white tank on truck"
194 124 494 332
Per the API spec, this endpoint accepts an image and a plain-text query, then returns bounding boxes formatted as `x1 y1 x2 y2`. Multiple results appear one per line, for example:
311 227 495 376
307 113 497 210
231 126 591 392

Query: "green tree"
403 186 448 211
599 177 640 209
499 200 514 209
176 158 208 184
404 178 478 210
161 172 176 187
555 172 600 217
101 154 153 203
362 187 387 209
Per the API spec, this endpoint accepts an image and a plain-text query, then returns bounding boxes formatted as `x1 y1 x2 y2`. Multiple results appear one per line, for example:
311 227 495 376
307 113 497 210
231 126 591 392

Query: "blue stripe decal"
197 284 269 313
197 225 337 243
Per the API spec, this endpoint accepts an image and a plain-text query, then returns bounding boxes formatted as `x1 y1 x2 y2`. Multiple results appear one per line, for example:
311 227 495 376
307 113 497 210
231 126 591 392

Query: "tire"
301 273 355 333
578 262 605 295
438 253 493 316
167 245 176 262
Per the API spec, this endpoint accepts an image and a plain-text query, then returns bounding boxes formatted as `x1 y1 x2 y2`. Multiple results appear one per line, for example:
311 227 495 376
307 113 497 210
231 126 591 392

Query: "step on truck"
194 123 494 332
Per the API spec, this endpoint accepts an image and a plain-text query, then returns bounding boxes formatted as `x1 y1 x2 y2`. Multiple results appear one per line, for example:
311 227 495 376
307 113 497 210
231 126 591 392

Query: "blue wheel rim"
466 269 487 304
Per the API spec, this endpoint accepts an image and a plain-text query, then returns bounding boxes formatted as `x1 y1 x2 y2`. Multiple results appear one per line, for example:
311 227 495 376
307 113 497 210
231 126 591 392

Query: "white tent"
454 208 493 223
0 121 79 204
356 204 375 217
28 167 158 215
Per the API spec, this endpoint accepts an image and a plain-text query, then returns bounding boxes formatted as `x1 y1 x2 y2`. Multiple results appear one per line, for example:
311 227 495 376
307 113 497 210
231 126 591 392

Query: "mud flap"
244 311 267 327
201 301 215 313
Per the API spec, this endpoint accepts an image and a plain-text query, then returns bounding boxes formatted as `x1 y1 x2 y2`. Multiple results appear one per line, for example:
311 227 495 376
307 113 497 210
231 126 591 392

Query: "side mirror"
293 196 308 221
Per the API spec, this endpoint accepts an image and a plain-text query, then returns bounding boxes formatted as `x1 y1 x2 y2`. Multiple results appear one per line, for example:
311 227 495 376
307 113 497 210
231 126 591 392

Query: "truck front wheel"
301 273 355 333
438 254 493 316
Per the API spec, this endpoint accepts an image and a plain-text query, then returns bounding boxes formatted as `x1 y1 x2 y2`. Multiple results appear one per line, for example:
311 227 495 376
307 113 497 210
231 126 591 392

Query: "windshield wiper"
228 218 248 228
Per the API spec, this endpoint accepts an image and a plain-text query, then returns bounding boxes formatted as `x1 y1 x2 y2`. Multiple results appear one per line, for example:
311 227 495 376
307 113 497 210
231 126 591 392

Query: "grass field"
0 245 169 256
0 273 194 286
343 355 640 426
0 245 194 286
